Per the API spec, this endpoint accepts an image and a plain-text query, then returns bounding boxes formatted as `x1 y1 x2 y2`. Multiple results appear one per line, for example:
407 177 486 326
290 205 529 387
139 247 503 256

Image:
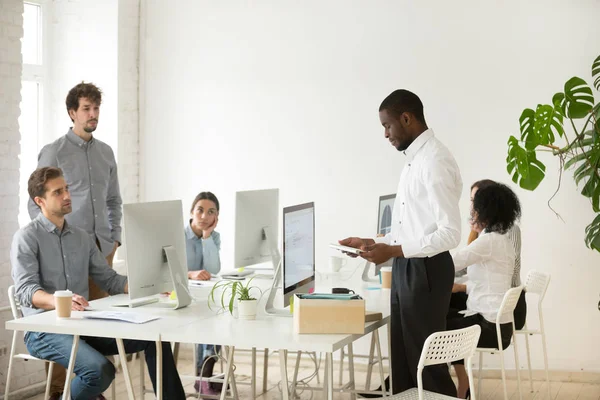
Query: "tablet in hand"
329 243 364 255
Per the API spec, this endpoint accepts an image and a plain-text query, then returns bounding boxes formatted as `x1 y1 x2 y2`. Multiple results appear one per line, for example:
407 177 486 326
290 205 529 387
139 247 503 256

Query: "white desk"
161 285 391 400
5 284 391 400
4 294 216 400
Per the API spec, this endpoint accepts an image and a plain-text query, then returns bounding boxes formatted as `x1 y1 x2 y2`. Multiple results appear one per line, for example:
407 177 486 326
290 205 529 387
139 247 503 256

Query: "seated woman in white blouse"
448 182 522 399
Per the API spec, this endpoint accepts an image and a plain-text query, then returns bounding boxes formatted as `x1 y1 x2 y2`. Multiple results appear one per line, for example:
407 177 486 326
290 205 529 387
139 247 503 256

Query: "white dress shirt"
376 129 463 258
453 230 515 324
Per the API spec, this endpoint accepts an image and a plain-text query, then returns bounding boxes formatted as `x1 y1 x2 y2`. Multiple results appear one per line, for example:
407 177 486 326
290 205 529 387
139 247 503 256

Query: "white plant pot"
237 299 258 320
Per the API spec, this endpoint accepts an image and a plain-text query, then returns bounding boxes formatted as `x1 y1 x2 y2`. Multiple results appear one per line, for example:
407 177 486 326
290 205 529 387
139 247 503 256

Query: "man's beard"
84 126 96 133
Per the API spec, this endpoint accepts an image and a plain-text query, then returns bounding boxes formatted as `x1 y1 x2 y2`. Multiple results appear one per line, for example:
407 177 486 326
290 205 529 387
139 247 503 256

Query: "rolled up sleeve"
88 239 127 295
10 230 44 309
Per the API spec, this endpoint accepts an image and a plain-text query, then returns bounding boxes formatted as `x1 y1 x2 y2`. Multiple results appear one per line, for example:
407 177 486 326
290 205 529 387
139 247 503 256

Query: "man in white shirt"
340 89 462 396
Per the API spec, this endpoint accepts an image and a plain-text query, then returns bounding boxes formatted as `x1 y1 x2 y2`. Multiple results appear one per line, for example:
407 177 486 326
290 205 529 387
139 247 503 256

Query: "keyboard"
112 297 159 308
221 270 254 279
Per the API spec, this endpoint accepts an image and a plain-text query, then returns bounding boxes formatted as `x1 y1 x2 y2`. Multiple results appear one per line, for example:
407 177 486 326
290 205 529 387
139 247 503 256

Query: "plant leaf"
519 108 538 150
552 92 565 110
585 213 600 252
533 104 564 144
592 55 600 91
506 136 546 190
564 152 588 170
563 77 594 119
228 282 238 314
569 137 594 151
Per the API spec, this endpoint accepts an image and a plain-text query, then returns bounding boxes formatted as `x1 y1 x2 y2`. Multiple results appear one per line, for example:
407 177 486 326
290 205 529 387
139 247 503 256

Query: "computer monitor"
121 200 191 308
377 193 396 236
282 202 315 308
234 189 280 269
362 193 396 281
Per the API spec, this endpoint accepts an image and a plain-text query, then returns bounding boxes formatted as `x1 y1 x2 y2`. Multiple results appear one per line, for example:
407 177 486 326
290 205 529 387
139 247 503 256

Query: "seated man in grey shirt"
11 167 185 400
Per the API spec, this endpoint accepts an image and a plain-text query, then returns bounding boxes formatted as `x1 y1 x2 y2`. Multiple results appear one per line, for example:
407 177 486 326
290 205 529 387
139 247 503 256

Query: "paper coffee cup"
380 267 392 289
54 290 73 319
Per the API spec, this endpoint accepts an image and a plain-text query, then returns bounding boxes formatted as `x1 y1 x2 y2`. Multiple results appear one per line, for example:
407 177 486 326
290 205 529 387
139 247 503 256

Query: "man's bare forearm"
32 289 55 310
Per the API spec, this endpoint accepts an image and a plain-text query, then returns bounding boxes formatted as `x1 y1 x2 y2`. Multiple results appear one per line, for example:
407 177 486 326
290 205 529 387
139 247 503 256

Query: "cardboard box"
293 296 366 334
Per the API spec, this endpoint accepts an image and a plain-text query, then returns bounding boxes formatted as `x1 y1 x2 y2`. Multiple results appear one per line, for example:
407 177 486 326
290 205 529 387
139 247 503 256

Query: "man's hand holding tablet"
329 243 365 255
334 237 376 258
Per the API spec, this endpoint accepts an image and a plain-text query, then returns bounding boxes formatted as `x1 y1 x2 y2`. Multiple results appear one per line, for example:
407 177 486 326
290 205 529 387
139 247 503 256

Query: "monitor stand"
163 246 192 309
262 227 292 317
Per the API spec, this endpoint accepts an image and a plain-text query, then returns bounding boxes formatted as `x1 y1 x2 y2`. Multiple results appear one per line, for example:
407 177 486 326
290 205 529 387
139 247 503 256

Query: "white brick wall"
118 0 140 204
0 0 45 396
0 0 141 395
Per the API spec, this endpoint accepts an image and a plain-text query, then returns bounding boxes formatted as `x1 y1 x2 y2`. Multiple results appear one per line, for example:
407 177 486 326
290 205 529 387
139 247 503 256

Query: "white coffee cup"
329 256 347 272
54 290 73 319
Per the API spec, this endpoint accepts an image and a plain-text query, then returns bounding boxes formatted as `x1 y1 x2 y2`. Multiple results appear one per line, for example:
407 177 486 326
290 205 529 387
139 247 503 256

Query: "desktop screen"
283 202 315 293
377 194 396 236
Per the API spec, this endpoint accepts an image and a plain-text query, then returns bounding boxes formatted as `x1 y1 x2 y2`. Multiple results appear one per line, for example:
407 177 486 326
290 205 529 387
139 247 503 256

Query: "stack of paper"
82 311 160 324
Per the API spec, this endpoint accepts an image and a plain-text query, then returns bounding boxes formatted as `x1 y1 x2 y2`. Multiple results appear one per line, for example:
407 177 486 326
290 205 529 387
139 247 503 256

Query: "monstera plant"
506 54 600 252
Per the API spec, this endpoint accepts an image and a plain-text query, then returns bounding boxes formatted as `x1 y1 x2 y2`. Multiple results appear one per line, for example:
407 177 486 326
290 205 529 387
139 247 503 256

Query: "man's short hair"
28 167 63 203
65 82 103 121
379 89 426 125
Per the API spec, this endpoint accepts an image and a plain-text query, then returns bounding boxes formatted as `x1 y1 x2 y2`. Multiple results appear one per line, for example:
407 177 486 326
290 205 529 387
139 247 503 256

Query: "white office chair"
5 285 55 400
476 286 524 400
387 325 481 400
515 270 551 399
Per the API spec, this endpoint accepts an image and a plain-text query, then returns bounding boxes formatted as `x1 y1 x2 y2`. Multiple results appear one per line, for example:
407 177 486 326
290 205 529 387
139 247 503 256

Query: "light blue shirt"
184 222 221 275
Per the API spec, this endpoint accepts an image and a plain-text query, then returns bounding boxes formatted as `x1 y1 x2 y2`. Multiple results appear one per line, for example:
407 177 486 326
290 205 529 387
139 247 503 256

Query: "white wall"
44 0 119 152
0 0 48 394
140 0 600 372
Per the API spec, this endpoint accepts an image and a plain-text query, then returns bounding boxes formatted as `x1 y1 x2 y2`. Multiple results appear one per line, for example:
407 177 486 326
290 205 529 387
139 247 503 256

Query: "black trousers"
390 252 456 396
450 290 527 330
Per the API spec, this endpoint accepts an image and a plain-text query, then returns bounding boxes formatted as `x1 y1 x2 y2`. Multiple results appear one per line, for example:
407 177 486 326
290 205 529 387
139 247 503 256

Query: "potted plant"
506 54 600 251
208 277 263 320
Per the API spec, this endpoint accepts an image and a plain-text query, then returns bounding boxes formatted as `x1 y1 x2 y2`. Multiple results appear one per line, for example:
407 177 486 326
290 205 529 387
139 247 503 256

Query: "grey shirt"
11 213 128 316
28 129 123 257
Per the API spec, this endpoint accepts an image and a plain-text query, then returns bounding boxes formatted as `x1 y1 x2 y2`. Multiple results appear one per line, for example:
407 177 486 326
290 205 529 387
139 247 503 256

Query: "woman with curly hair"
448 182 522 399
452 179 527 329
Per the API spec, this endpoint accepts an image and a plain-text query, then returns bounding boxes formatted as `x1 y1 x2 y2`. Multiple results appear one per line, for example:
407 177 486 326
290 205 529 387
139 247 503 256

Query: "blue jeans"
195 343 221 370
25 332 185 400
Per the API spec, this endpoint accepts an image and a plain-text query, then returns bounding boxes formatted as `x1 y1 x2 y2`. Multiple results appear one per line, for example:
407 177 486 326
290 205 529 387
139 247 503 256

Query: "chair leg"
45 362 54 400
540 331 551 399
499 350 508 400
365 332 376 390
111 381 116 400
4 332 17 400
511 328 523 400
523 333 534 393
477 352 483 400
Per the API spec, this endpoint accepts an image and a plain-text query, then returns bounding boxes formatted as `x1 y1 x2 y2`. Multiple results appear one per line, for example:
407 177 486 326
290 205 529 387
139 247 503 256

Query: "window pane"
22 3 41 65
18 81 41 227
